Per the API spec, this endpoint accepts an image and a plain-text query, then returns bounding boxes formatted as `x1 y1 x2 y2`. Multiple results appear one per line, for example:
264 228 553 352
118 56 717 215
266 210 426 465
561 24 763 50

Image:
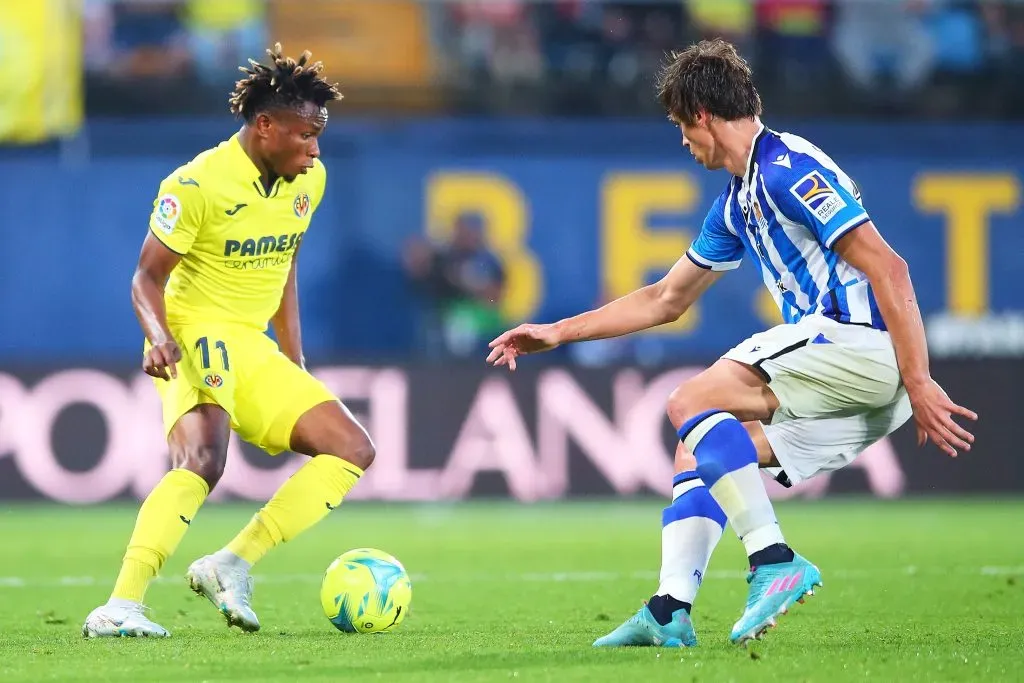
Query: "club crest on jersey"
153 194 181 234
293 192 310 218
204 373 223 388
751 199 769 231
790 170 846 224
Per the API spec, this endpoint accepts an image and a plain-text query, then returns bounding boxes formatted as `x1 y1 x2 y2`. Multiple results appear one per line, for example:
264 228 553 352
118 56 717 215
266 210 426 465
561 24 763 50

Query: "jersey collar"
229 133 282 198
742 121 767 184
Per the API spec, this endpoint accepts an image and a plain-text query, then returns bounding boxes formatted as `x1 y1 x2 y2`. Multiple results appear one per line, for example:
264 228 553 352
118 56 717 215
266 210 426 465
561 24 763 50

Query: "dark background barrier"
2 360 1019 503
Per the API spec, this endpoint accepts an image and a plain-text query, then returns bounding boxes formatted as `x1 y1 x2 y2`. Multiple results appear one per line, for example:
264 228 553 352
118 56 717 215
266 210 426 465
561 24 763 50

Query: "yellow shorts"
148 323 336 455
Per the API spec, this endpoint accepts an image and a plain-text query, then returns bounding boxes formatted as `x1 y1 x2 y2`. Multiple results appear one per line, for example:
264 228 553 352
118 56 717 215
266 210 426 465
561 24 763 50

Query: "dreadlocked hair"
229 43 342 122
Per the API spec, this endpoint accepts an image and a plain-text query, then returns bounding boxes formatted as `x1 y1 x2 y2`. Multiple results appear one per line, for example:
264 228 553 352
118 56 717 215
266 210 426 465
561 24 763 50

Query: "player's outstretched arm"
132 233 183 380
271 253 305 368
833 222 977 457
487 256 720 370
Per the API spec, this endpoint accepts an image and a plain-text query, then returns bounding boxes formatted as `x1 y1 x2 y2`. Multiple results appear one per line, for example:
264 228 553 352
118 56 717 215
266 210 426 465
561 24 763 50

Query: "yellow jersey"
148 134 326 330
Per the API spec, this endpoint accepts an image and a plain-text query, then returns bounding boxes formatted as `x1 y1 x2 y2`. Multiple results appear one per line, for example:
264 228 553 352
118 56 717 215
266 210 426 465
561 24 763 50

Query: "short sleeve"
148 173 207 255
776 164 869 250
686 187 744 271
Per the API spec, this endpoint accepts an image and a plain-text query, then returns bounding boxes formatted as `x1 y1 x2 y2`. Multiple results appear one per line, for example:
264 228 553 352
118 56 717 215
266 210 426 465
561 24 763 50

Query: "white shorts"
722 315 913 484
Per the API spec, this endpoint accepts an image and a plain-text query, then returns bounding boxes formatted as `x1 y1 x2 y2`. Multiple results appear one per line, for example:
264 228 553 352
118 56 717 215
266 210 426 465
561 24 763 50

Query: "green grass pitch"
1 499 1022 682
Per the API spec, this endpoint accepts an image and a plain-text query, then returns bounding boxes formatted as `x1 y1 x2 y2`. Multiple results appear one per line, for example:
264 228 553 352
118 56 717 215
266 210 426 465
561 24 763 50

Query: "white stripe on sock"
672 478 705 501
681 412 735 452
741 524 787 557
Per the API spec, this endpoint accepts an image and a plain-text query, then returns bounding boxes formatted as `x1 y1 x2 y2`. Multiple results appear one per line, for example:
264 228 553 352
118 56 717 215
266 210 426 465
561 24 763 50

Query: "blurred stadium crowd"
83 0 1024 118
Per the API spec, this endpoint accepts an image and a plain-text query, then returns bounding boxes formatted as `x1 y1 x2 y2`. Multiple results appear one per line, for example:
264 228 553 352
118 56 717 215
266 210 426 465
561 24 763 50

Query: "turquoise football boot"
593 604 697 648
729 552 822 645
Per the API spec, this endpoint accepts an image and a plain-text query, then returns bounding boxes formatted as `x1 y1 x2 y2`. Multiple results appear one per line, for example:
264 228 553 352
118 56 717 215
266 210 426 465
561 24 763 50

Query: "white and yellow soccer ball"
320 548 412 633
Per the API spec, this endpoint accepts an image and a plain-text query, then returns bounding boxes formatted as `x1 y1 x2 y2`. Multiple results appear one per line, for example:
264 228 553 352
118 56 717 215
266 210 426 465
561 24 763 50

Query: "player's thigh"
166 403 232 486
150 328 239 445
666 358 780 429
760 388 912 485
230 346 358 459
723 317 902 421
289 400 375 470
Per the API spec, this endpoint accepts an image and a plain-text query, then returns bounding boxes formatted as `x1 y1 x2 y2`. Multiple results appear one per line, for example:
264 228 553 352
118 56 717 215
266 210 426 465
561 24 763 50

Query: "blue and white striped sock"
678 410 786 558
655 470 726 606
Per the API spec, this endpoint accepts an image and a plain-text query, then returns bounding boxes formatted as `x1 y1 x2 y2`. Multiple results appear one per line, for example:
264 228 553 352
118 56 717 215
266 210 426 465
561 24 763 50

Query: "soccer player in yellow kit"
83 45 374 638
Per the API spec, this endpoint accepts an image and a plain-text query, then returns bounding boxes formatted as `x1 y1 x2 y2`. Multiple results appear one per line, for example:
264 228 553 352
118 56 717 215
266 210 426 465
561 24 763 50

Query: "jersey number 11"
195 337 230 371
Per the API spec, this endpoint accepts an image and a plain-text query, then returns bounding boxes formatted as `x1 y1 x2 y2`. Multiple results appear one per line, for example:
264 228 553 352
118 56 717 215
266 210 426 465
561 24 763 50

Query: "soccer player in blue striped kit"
486 40 977 646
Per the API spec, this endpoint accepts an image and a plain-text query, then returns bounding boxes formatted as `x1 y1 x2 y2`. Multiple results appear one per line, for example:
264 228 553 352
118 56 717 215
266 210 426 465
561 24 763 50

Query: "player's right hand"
907 378 977 458
486 323 562 371
143 340 182 381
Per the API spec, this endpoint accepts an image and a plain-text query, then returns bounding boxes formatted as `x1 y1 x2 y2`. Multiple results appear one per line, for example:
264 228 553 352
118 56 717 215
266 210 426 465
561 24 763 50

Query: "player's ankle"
211 548 252 571
748 543 795 568
106 597 142 609
647 594 692 625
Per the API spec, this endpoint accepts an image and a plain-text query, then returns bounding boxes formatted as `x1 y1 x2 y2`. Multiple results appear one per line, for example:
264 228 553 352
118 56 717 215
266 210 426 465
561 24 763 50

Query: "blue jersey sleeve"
773 162 869 250
686 188 744 271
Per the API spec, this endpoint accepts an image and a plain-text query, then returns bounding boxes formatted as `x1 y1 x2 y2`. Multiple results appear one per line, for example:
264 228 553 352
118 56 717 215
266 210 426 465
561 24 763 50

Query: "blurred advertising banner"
1 361 1020 503
2 121 1022 361
0 0 83 143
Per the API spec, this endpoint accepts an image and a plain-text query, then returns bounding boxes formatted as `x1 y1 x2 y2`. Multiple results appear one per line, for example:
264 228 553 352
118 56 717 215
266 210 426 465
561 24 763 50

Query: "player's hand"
143 340 182 381
486 323 562 371
906 378 977 458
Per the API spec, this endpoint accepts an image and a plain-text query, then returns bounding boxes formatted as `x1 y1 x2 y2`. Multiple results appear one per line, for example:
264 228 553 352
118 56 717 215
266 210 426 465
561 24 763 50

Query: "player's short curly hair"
229 43 343 122
656 39 762 125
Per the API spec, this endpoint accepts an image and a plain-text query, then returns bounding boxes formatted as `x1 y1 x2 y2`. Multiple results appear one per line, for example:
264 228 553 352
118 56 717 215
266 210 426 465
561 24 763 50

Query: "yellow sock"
110 469 209 602
226 455 363 565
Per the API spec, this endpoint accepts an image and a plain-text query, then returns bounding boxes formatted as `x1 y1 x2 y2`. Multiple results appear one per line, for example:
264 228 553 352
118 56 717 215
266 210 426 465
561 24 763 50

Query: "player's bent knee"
316 421 376 470
347 434 375 471
291 400 376 470
667 383 714 430
319 430 375 471
171 444 226 490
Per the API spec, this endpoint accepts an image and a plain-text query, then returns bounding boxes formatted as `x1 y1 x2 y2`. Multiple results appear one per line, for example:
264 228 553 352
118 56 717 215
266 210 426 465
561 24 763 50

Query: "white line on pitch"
0 566 1020 589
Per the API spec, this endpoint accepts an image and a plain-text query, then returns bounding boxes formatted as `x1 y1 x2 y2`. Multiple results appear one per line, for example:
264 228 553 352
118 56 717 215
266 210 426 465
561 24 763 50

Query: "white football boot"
186 553 260 632
82 600 170 638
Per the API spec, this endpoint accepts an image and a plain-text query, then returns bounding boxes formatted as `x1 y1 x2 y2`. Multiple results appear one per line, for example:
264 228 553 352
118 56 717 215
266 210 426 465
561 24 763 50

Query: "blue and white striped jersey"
686 124 885 330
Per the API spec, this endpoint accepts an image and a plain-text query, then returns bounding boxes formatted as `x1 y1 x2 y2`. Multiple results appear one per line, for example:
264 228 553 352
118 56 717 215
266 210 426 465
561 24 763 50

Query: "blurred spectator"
755 0 831 94
450 0 542 84
184 0 267 87
83 0 116 72
403 215 506 358
981 0 1024 111
925 1 984 74
78 0 1024 120
602 2 686 89
687 0 756 49
107 0 192 79
982 0 1024 61
832 0 935 98
534 1 605 84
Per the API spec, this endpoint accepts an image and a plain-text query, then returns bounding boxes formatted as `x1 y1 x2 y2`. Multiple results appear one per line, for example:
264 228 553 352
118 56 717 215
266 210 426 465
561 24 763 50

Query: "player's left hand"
906 378 977 458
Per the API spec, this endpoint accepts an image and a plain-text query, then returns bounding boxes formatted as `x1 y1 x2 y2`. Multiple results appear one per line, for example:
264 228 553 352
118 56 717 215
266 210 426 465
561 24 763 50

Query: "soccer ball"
320 548 412 633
